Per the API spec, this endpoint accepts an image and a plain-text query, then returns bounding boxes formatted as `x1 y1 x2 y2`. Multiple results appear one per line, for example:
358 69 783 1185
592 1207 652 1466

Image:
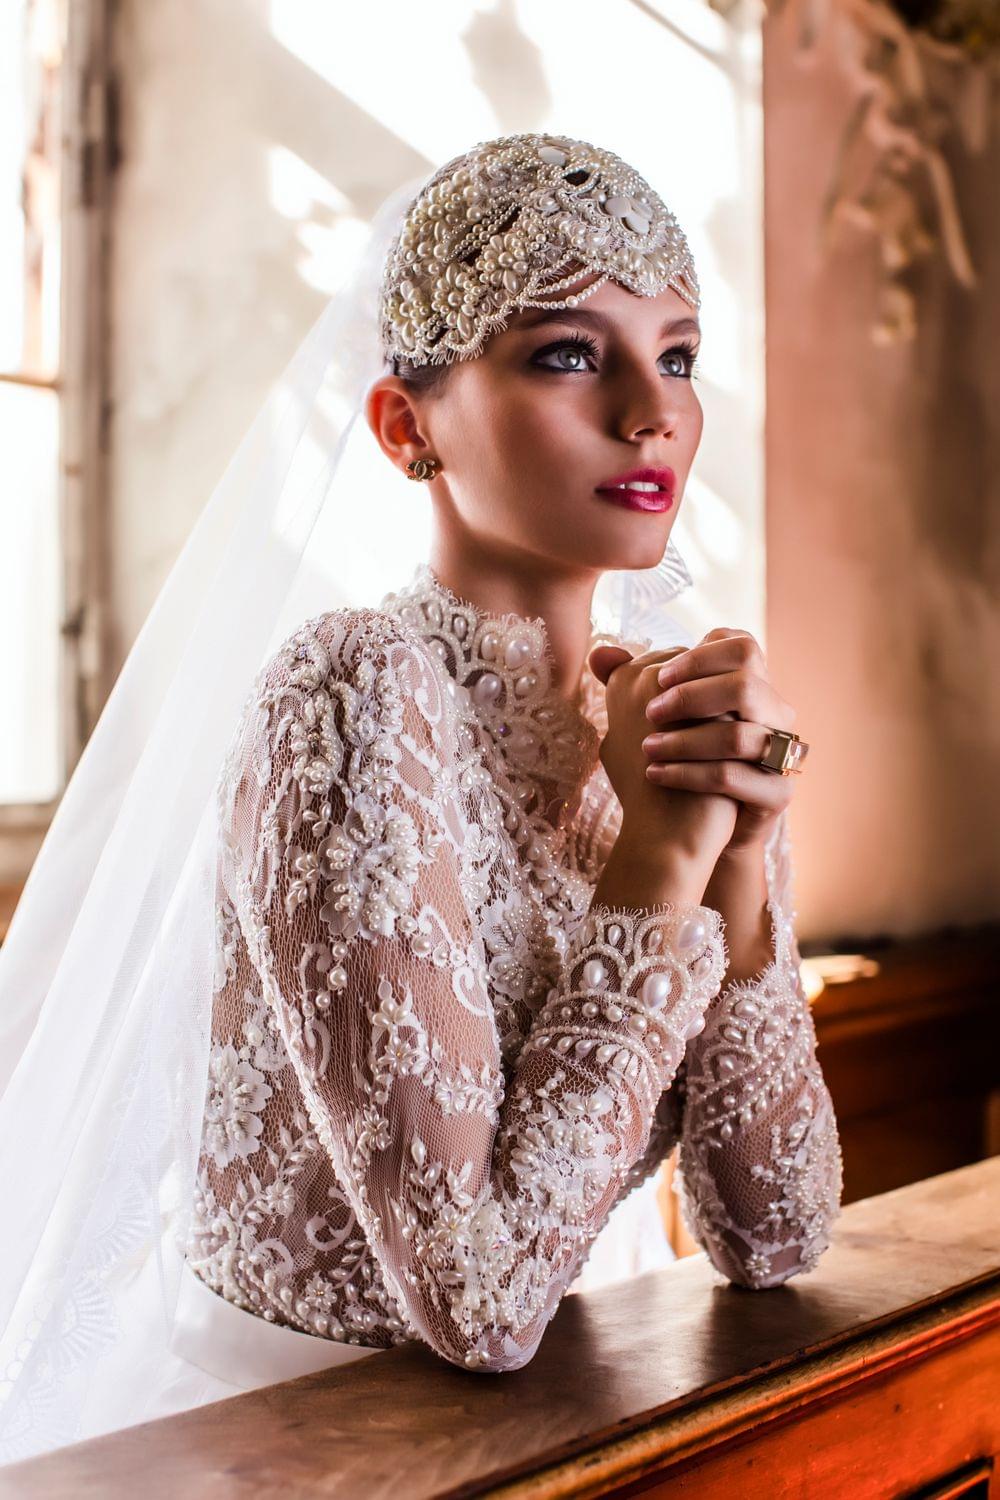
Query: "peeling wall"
763 14 1000 942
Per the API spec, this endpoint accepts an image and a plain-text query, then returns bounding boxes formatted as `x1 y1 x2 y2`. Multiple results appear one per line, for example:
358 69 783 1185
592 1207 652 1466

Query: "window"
1 0 64 806
0 0 112 883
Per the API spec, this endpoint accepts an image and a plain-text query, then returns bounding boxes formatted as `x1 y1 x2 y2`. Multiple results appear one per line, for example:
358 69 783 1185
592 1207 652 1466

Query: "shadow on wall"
111 0 560 684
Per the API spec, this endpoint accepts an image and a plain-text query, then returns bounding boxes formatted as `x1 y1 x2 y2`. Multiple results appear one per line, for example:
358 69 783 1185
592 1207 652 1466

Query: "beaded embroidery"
186 562 843 1370
378 133 700 368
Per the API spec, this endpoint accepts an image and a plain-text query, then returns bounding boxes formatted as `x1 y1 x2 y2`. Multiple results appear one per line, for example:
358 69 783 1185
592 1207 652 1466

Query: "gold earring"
405 457 441 482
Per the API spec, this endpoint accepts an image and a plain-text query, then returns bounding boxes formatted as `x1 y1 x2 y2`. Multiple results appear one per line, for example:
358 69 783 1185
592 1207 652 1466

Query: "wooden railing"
2 1156 997 1498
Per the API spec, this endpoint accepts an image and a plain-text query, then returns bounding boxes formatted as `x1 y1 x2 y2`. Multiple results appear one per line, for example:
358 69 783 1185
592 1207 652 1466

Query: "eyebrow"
511 306 702 340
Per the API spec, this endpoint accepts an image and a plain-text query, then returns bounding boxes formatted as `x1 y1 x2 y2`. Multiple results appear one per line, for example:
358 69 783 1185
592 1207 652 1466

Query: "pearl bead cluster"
683 954 820 1151
526 902 727 1091
378 132 700 369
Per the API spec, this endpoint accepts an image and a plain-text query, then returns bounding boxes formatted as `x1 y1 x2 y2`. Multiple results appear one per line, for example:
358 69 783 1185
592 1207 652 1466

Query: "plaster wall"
762 14 1000 943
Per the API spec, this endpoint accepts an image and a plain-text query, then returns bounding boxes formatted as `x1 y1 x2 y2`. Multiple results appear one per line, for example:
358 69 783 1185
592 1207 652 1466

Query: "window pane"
0 382 60 803
1 0 64 379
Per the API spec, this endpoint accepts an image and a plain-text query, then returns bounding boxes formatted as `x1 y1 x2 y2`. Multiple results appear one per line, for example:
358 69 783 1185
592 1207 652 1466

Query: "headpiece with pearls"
378 133 700 369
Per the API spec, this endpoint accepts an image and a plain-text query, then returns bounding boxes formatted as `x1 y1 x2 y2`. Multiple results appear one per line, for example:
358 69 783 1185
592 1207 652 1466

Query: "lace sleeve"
672 809 844 1288
226 609 731 1371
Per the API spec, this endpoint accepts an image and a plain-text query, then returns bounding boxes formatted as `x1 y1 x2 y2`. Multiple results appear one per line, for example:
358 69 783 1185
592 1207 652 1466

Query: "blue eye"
531 333 700 379
661 344 700 378
532 334 600 371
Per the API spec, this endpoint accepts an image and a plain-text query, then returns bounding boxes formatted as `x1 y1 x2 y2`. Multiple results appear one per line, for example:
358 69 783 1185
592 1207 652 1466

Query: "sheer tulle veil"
0 166 695 1464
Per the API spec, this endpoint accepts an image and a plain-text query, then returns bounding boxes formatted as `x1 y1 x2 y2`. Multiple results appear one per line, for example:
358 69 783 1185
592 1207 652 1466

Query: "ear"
587 643 635 685
364 375 430 473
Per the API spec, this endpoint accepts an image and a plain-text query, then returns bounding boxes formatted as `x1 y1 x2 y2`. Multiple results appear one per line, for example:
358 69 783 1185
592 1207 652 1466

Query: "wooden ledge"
2 1156 998 1498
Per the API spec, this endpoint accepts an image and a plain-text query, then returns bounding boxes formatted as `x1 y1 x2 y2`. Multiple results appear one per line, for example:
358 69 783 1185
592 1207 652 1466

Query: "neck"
426 536 600 702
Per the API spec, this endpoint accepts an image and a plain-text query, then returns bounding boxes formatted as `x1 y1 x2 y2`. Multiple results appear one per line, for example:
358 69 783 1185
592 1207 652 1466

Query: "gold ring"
758 728 808 776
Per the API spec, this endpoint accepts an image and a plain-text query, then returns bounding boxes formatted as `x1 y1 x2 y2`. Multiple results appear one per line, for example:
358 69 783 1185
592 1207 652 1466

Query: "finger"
655 630 766 690
589 642 686 684
646 670 796 728
644 758 793 810
587 643 635 684
629 645 689 679
641 719 773 764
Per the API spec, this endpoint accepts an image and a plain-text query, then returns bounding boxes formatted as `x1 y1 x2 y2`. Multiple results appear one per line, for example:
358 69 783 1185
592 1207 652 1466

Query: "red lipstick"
595 466 675 513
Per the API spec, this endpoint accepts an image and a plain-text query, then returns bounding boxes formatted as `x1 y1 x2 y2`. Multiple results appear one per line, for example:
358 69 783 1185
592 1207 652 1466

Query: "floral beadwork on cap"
378 132 700 368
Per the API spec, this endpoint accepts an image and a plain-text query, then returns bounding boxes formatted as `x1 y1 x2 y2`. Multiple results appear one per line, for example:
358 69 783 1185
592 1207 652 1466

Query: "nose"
613 363 685 443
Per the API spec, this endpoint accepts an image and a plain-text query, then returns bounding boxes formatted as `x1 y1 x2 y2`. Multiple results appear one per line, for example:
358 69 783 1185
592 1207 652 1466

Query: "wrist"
616 817 716 875
701 844 774 985
703 839 766 900
604 830 715 908
712 837 768 869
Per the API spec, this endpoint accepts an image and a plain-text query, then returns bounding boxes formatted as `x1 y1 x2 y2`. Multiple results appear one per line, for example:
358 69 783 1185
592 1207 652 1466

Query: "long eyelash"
672 338 701 380
534 332 701 379
541 332 599 360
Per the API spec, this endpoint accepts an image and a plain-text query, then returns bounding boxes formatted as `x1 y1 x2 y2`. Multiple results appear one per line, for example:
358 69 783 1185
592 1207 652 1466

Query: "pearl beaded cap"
378 132 700 369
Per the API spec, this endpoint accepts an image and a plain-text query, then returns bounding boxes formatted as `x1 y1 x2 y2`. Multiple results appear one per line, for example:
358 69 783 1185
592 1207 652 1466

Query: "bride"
0 132 842 1464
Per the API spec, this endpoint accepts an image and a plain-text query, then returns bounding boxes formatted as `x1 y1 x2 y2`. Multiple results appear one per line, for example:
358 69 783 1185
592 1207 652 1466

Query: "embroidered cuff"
529 902 728 1090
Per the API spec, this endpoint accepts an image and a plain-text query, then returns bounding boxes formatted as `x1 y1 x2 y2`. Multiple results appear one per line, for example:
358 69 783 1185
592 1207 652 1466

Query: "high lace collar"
378 562 608 829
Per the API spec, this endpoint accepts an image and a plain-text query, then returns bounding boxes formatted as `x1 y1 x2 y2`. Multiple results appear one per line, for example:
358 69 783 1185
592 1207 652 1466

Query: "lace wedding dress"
181 560 843 1382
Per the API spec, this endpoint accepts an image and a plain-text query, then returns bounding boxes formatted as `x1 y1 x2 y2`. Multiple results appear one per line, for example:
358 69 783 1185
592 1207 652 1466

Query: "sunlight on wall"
267 146 369 295
268 1 504 158
266 0 766 645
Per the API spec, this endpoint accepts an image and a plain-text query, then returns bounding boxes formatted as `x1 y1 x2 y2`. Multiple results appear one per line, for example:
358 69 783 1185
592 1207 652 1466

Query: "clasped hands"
590 628 799 860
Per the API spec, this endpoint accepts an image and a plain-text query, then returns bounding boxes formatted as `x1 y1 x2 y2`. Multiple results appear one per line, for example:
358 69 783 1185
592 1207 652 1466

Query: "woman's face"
372 274 703 579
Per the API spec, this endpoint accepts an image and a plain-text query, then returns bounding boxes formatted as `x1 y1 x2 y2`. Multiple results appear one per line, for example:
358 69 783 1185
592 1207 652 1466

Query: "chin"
605 536 675 572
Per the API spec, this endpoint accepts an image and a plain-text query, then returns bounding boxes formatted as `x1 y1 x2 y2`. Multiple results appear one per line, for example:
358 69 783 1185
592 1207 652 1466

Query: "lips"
595 466 676 512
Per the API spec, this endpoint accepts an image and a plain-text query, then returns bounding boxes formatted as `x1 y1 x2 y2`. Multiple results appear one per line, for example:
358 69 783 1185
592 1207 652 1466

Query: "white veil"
0 171 694 1466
